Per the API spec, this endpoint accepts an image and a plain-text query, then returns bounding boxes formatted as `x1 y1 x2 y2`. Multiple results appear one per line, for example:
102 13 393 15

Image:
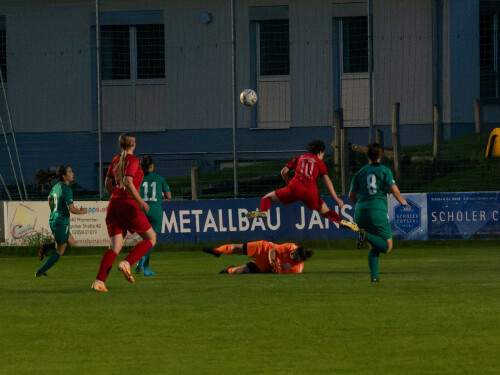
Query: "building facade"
0 0 498 194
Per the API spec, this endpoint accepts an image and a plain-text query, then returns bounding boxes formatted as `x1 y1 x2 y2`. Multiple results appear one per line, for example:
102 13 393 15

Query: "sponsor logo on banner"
427 192 500 239
390 193 428 240
9 203 42 238
394 199 421 234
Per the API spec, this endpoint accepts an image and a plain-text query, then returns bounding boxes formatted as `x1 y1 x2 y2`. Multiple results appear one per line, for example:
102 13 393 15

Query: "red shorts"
275 183 324 211
105 198 151 237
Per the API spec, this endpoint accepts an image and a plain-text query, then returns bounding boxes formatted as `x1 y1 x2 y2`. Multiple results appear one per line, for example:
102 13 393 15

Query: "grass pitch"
1 241 499 375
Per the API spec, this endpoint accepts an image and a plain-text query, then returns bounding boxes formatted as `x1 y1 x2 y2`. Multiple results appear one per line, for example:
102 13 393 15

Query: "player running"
202 240 314 274
36 165 87 277
348 143 409 282
91 133 156 292
135 155 171 276
247 140 358 231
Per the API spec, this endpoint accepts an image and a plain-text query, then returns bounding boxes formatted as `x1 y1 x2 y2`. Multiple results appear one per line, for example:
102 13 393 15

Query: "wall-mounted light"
201 12 212 24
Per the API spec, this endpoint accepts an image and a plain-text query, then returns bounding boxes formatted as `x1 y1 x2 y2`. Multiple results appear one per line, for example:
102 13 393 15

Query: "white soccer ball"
240 89 258 106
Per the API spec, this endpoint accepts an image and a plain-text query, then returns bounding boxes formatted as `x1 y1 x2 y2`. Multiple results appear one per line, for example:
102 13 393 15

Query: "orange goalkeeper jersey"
246 241 304 273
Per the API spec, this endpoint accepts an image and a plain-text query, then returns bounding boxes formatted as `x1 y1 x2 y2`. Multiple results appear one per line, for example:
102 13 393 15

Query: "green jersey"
49 183 73 223
140 172 170 213
350 164 395 211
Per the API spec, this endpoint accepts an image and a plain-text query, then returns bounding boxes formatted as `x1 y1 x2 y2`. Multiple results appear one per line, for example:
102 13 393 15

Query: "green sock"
37 252 61 275
143 248 154 269
366 232 389 253
368 249 380 280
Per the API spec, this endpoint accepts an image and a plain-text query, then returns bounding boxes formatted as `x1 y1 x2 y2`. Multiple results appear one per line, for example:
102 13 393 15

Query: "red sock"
125 239 154 266
96 249 117 282
214 244 233 254
259 197 272 212
326 210 343 223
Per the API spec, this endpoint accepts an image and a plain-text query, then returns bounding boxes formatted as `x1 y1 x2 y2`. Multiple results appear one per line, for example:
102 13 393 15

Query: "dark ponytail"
140 155 153 176
56 165 69 182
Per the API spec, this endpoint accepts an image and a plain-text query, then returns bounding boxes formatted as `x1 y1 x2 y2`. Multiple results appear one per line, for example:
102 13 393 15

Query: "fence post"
191 163 200 200
392 103 401 179
433 104 440 158
333 108 343 171
474 99 483 134
340 128 350 195
375 129 384 149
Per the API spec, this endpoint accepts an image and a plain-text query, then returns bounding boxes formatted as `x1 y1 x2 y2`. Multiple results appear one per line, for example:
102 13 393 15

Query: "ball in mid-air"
240 89 258 106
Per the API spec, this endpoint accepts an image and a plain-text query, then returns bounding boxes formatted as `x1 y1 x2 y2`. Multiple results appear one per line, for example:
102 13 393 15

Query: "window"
341 16 368 73
258 20 289 76
480 1 500 99
101 24 164 80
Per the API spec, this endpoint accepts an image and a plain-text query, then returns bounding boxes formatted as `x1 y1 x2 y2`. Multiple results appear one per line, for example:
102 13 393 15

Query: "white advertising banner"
4 201 140 247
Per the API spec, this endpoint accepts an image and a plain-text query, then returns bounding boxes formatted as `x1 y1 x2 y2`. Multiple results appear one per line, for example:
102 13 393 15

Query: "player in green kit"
36 166 88 277
348 143 408 282
136 155 171 276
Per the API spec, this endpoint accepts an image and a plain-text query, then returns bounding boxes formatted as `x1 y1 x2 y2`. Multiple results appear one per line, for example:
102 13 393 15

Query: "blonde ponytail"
114 134 136 190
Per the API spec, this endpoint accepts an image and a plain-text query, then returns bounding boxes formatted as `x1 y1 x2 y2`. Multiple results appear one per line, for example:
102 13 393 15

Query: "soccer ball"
240 89 258 106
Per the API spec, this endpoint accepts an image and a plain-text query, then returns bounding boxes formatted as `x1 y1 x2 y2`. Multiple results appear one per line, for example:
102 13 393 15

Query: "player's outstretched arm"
281 166 291 184
389 185 408 206
321 175 344 208
68 204 87 215
124 176 149 213
104 176 115 195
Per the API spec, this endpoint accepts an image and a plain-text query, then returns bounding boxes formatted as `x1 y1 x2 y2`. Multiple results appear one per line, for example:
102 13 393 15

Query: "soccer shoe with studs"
340 220 359 231
143 268 156 277
135 265 144 274
117 260 135 284
246 211 268 219
201 247 221 257
370 278 379 283
356 229 367 249
91 280 108 292
35 271 47 277
219 265 235 274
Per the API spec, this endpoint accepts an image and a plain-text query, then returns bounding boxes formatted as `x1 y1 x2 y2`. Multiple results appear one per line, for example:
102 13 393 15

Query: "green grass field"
1 241 499 375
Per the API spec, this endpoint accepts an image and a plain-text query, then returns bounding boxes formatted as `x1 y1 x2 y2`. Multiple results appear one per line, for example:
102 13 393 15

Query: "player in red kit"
247 140 358 231
91 133 156 292
202 241 314 274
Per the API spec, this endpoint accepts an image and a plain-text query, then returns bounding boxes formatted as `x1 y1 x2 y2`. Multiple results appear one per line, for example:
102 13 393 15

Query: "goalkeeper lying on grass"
202 240 314 274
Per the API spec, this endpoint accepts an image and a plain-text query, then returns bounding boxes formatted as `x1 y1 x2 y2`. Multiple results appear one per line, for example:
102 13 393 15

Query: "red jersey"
106 154 144 199
286 153 328 191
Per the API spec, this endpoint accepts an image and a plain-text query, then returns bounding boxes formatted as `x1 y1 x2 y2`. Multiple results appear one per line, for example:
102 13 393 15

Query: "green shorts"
49 219 70 245
355 208 392 240
146 209 163 234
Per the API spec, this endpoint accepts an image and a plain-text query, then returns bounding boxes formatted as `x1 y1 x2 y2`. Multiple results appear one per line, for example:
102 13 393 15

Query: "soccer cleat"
371 278 379 283
135 265 144 274
356 229 367 249
219 265 235 274
340 220 359 231
38 244 47 261
143 268 156 277
246 210 268 219
117 260 135 284
35 272 47 277
91 280 108 292
201 247 220 257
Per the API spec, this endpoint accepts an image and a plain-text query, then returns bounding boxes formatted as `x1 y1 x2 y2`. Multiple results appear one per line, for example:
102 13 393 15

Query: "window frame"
340 16 369 75
101 23 165 84
256 19 290 78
